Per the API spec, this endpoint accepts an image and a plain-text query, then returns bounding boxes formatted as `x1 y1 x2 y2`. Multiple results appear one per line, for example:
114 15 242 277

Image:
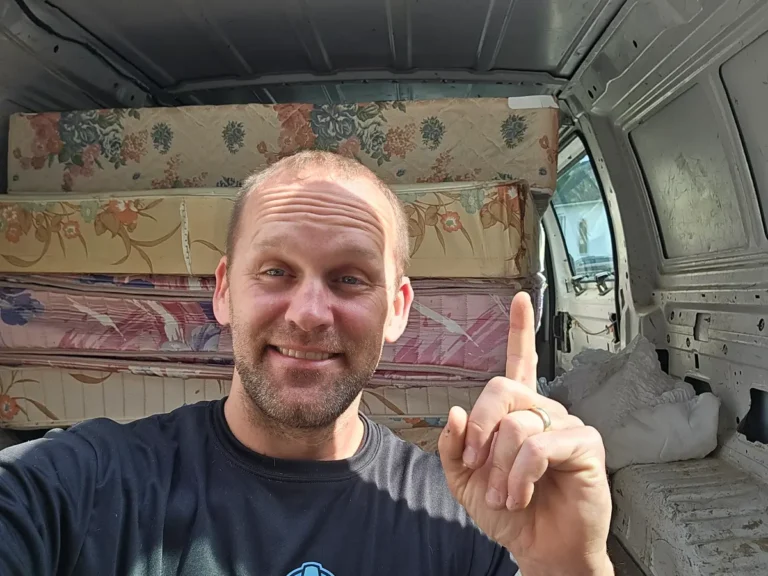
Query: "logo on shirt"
286 561 335 576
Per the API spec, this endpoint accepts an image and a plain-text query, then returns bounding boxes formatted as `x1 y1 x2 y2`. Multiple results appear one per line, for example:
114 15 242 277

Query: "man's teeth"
276 347 333 361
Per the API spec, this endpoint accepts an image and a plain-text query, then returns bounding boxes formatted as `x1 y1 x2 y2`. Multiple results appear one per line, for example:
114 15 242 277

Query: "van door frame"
543 132 621 372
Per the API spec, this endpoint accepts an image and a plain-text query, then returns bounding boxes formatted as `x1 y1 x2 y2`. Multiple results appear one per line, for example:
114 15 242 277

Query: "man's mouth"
269 346 339 361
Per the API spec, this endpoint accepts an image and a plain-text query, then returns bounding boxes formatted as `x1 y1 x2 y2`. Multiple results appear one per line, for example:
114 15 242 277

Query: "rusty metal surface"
612 458 768 576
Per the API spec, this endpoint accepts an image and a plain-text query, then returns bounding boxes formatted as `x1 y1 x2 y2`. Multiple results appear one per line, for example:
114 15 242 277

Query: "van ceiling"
3 0 626 108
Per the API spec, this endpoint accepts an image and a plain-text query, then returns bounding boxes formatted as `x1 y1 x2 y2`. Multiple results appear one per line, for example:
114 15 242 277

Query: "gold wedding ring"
528 406 552 431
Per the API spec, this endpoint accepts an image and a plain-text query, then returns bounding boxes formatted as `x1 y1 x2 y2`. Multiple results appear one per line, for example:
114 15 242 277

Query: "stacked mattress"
0 96 559 449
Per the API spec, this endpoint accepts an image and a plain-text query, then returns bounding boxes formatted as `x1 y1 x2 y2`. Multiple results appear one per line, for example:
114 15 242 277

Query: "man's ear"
384 276 414 343
212 256 231 327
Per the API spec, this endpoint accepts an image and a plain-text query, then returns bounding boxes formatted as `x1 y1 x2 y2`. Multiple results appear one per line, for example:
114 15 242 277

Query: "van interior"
0 0 767 574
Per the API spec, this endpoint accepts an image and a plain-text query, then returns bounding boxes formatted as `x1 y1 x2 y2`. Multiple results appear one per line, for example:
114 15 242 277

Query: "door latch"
553 311 572 353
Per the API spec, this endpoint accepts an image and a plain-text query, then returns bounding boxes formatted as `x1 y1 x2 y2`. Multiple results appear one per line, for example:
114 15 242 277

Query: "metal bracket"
595 271 614 295
571 275 587 296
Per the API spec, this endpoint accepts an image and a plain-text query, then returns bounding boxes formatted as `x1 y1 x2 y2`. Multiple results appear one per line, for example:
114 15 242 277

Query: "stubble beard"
231 321 383 432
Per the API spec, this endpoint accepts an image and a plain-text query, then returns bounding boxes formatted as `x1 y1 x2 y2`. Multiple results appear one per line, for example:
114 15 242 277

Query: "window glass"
551 146 614 278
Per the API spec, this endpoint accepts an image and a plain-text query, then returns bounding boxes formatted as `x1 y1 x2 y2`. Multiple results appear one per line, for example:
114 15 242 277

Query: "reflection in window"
551 155 614 277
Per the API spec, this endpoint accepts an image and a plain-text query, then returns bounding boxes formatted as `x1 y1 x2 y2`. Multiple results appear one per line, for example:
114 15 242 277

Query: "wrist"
517 552 613 576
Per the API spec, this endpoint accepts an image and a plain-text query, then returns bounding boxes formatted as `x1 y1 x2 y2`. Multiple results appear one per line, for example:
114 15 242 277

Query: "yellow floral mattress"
0 181 539 278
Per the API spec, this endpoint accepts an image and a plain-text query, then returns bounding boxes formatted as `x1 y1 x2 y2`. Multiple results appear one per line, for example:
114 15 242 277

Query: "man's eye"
339 276 365 286
264 269 285 277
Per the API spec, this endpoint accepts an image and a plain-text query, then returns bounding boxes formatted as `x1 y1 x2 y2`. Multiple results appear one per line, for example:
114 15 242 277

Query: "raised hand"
438 292 614 576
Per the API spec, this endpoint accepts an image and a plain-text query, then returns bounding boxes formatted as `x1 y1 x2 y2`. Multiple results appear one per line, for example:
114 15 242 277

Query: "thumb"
439 406 470 484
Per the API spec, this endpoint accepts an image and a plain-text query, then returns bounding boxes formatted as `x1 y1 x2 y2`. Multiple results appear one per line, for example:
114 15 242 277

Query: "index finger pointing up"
506 291 538 390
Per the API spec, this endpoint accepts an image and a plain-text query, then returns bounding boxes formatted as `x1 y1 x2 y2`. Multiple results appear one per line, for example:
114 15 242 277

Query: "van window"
550 139 614 278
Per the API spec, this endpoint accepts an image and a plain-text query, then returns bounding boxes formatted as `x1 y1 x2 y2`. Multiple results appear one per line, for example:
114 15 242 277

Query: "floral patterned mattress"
0 275 542 383
0 358 481 436
7 97 558 195
0 181 539 279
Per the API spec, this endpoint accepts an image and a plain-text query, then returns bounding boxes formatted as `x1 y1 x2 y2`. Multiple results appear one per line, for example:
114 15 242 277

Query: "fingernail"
486 487 503 507
506 496 516 510
462 446 477 467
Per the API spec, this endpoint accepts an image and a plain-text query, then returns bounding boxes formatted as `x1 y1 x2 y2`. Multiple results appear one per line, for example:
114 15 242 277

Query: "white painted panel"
721 30 768 237
630 83 747 258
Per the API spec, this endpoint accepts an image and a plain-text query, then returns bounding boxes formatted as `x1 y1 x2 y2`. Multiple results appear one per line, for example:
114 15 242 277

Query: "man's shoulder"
50 399 217 461
374 422 443 467
367 421 469 517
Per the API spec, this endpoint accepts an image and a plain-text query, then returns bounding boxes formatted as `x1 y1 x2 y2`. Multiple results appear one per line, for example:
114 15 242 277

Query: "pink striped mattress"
0 274 543 387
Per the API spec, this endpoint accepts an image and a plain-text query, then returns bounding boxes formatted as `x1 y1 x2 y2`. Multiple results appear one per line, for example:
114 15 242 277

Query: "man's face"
213 171 412 430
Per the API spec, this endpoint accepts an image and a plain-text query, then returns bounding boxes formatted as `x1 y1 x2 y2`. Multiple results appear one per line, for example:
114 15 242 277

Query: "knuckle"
567 414 585 427
487 376 510 393
523 437 547 461
499 413 525 438
490 459 510 475
584 425 603 440
585 425 606 446
466 418 486 437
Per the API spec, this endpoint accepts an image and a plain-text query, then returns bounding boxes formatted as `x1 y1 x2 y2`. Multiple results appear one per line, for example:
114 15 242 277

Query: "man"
0 151 613 575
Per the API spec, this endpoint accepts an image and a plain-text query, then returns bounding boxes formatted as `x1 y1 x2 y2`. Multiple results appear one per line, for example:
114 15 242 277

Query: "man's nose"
285 278 334 332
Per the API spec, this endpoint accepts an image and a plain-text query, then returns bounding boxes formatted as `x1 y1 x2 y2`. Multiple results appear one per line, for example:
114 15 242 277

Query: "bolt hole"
759 319 765 332
686 337 691 347
53 44 59 53
632 40 638 48
670 311 675 320
666 334 671 344
588 90 594 99
723 344 729 355
694 353 699 369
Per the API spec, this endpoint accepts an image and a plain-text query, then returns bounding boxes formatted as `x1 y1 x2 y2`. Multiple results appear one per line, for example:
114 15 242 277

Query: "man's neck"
223 389 366 461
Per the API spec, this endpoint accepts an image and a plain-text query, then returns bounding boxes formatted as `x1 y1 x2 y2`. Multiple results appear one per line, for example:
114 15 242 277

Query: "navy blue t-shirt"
0 399 519 575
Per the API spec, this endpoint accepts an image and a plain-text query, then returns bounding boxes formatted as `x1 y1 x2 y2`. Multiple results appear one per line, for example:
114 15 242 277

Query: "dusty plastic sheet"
7 97 558 194
0 181 539 277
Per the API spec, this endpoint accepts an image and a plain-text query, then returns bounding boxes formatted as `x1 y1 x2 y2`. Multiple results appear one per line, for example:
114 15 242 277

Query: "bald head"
226 151 411 278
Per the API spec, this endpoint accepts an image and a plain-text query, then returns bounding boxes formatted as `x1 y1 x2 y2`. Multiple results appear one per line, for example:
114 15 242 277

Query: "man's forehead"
255 168 387 201
245 170 396 225
251 232 383 261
